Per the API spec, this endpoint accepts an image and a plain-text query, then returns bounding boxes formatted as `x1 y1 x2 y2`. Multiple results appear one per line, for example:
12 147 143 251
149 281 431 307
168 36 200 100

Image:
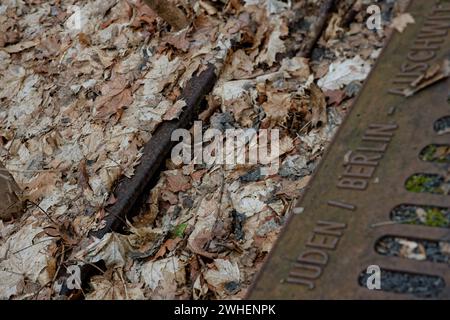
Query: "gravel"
391 205 450 227
376 237 450 264
359 270 445 298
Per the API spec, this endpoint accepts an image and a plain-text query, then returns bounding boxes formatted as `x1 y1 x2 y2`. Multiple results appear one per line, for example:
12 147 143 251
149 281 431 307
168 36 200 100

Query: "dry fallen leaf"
140 256 186 299
256 17 288 67
390 13 415 33
94 75 134 119
187 189 221 259
77 233 132 267
203 259 240 298
163 100 187 120
398 239 426 261
0 224 54 299
165 170 191 193
318 55 371 91
87 271 145 300
0 164 24 221
403 59 450 97
310 83 327 128
3 39 40 53
164 29 190 52
261 91 292 126
276 176 311 198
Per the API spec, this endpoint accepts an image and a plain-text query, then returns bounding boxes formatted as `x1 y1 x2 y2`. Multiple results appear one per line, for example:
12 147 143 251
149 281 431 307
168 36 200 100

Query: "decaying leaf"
87 271 145 300
187 190 221 259
140 256 186 299
165 170 191 193
0 224 54 299
276 176 311 198
390 13 415 33
310 83 327 128
398 239 426 261
94 75 134 119
0 164 24 221
318 55 371 91
163 100 187 120
203 259 240 298
76 233 131 267
256 17 288 67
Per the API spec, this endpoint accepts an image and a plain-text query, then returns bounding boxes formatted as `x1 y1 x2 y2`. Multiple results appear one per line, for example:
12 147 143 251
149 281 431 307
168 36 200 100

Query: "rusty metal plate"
248 0 450 299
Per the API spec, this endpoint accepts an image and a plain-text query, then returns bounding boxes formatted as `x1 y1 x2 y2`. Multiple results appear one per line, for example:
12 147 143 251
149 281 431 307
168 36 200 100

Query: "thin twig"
370 219 417 228
27 199 58 225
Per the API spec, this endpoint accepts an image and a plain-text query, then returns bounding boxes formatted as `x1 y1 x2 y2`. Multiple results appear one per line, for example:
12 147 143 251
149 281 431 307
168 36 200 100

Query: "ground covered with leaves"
0 0 411 299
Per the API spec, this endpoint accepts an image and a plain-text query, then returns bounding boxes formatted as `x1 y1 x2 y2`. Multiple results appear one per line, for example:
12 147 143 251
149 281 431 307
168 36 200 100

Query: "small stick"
143 0 189 31
299 0 336 58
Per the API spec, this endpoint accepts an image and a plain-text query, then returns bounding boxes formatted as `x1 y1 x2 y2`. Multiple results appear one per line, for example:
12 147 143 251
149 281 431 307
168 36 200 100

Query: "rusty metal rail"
248 0 450 299
89 0 338 239
61 65 217 296
62 0 338 297
90 64 217 239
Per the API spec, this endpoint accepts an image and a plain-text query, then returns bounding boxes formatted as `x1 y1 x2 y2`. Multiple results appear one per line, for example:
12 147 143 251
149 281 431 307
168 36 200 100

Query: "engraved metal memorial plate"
248 0 450 299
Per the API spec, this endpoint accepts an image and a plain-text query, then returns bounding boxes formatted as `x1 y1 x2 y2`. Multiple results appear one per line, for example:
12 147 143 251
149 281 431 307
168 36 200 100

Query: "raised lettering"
343 164 376 179
286 276 314 289
349 152 382 166
297 249 329 265
408 50 436 63
290 263 322 280
337 178 368 190
314 221 347 237
365 124 398 137
307 234 339 250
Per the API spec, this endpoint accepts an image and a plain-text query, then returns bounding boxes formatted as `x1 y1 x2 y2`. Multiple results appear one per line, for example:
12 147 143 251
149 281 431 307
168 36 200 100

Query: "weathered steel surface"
249 0 450 299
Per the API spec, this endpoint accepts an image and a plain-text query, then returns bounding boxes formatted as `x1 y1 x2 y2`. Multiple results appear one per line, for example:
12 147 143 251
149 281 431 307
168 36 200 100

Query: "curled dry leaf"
261 91 292 126
0 224 54 299
390 13 415 33
318 55 371 91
